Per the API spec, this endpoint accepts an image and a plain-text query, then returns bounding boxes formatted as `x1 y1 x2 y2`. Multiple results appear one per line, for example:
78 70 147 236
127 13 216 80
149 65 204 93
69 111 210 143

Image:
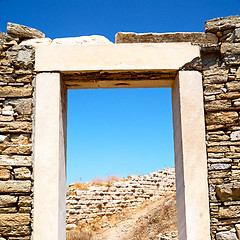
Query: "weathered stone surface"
5 98 32 115
216 183 240 201
0 122 32 133
52 35 113 45
18 196 31 207
0 136 7 143
14 168 31 180
203 68 228 84
0 226 30 237
0 169 11 180
0 213 30 227
209 163 231 171
0 181 31 193
219 205 240 218
0 155 32 166
6 45 34 68
19 38 52 46
0 85 32 98
0 196 17 207
231 131 240 141
115 32 218 46
7 23 45 39
216 230 238 240
205 112 238 125
235 224 240 239
221 43 240 56
1 145 31 155
226 81 240 91
205 15 240 33
205 100 231 111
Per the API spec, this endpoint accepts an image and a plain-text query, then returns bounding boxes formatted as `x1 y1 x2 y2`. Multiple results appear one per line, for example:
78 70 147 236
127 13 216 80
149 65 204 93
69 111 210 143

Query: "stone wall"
0 24 44 240
66 168 175 228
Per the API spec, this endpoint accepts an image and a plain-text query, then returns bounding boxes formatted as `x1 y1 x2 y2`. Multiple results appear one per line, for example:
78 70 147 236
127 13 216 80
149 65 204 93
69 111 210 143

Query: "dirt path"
91 194 177 240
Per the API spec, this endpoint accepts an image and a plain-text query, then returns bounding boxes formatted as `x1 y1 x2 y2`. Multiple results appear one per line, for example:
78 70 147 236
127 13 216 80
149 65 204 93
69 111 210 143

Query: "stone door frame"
33 43 211 240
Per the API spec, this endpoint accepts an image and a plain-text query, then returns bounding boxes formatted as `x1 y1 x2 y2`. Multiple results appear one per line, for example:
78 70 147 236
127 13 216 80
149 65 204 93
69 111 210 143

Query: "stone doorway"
33 43 210 240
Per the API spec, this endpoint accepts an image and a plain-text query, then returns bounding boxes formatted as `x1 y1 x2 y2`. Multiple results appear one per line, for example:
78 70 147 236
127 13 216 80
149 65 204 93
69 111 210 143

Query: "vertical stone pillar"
172 71 210 240
33 73 67 240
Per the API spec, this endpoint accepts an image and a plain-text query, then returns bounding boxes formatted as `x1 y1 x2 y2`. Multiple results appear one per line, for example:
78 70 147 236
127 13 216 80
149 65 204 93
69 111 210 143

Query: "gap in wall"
67 88 174 185
66 87 177 239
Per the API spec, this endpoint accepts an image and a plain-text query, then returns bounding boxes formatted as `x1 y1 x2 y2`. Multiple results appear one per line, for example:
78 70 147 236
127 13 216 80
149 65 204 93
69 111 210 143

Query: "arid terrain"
66 193 178 240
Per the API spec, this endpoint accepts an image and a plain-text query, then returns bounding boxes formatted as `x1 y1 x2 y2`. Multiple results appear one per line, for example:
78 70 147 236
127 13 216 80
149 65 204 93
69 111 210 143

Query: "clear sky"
0 0 239 184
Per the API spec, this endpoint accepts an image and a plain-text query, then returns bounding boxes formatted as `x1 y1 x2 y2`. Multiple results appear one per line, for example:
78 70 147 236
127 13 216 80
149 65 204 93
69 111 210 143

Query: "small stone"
51 35 113 45
236 224 240 239
5 98 32 115
0 225 30 237
0 196 17 207
0 122 32 133
18 196 31 207
0 170 11 181
66 223 77 230
0 85 32 98
2 106 13 116
231 131 240 141
7 23 45 39
14 168 31 180
209 163 231 170
216 230 238 240
205 111 238 125
221 43 240 56
0 136 7 143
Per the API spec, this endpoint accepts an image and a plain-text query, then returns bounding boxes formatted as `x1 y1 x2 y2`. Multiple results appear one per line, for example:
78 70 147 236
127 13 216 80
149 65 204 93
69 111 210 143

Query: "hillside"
66 193 178 240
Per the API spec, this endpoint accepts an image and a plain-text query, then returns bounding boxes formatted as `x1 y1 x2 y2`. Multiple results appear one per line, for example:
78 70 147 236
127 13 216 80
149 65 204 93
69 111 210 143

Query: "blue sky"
1 0 239 184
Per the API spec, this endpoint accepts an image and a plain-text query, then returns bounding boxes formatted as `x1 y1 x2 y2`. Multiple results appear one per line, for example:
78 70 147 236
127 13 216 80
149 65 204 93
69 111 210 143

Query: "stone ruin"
66 168 175 229
0 15 240 240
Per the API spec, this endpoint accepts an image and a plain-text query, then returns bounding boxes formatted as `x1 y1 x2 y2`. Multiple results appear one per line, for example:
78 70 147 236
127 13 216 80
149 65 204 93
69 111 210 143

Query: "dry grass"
66 229 92 240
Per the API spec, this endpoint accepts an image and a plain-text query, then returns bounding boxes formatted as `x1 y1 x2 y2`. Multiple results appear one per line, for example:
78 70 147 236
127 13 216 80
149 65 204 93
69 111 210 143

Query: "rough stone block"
18 196 31 207
0 122 32 133
205 15 240 33
221 43 240 56
7 23 45 39
205 111 238 125
115 32 218 46
0 169 11 180
0 181 31 193
0 213 30 226
0 85 32 98
5 98 32 115
216 230 238 240
6 45 34 68
219 205 240 218
0 226 30 237
0 196 17 207
216 182 240 201
14 168 31 180
0 155 32 166
205 100 231 111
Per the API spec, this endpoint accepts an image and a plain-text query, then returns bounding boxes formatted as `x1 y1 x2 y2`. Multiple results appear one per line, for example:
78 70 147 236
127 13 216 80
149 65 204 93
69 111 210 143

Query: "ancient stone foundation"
0 15 240 240
66 168 175 228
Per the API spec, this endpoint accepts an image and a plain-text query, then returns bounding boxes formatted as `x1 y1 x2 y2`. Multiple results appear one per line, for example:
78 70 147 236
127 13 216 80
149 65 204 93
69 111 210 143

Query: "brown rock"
2 145 31 155
7 23 45 39
0 122 32 133
216 182 240 201
236 224 240 239
19 207 31 213
115 32 218 46
226 81 240 91
221 43 240 56
0 85 32 98
205 111 238 125
0 207 18 213
14 168 31 180
0 213 30 226
205 15 240 33
0 155 32 166
0 169 11 180
18 196 31 207
0 196 17 207
203 68 228 84
5 98 32 115
205 100 231 111
207 146 229 153
219 205 240 218
0 181 31 193
0 226 30 237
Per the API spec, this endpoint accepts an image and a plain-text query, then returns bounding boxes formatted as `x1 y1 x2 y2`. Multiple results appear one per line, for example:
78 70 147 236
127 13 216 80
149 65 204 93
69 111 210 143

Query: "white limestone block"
20 38 52 46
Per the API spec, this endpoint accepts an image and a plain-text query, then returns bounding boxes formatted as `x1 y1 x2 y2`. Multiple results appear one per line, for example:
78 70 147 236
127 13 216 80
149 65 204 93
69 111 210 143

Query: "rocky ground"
66 193 178 240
